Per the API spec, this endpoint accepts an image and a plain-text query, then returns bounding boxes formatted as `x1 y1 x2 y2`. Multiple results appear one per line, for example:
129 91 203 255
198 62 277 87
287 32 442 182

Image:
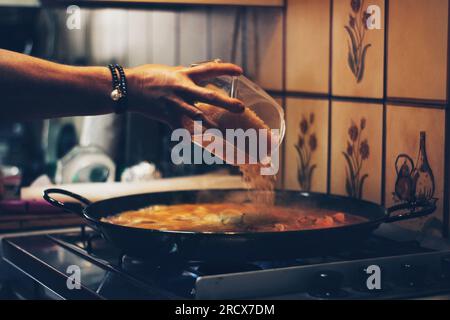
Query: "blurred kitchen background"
0 0 449 237
0 0 283 182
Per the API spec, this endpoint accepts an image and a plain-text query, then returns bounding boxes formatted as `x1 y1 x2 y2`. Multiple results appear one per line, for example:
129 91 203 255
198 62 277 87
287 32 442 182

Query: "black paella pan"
43 188 436 262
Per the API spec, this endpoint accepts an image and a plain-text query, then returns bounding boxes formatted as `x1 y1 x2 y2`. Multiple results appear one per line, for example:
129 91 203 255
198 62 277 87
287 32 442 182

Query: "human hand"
126 62 244 127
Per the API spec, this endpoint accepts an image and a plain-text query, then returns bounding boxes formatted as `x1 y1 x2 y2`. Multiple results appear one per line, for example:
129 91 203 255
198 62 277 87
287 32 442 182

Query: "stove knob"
308 270 345 298
399 263 427 288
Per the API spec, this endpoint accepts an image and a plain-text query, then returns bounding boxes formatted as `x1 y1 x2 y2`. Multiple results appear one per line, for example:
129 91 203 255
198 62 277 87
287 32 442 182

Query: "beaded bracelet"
107 64 128 114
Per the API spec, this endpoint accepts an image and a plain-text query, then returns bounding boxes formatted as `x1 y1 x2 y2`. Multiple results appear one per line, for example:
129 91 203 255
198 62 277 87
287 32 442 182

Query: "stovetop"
2 224 450 300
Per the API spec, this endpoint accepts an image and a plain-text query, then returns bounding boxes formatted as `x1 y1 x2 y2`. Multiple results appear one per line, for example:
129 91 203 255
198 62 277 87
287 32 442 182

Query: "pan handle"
43 188 92 217
385 200 437 223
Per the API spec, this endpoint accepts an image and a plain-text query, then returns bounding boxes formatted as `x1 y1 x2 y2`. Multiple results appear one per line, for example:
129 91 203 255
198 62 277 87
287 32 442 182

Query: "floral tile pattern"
332 0 385 98
344 0 373 83
330 101 382 203
342 117 370 199
282 0 449 237
284 98 329 193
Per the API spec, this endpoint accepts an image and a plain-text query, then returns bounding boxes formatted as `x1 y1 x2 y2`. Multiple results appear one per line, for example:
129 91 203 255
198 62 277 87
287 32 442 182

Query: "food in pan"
101 203 366 232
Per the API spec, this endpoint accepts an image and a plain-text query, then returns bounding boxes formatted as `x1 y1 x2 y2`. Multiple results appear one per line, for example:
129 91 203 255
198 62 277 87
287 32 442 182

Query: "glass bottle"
412 132 435 201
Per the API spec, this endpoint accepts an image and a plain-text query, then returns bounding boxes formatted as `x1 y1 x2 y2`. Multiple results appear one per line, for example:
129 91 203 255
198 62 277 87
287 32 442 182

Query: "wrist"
125 67 144 113
67 65 116 115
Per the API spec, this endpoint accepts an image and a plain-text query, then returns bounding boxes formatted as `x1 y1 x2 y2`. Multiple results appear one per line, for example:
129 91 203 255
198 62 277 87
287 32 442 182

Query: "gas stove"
2 223 450 300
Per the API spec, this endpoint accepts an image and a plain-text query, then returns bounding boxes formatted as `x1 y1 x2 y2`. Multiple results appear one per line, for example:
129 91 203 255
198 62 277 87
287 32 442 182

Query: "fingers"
167 96 218 128
186 62 243 82
184 86 245 113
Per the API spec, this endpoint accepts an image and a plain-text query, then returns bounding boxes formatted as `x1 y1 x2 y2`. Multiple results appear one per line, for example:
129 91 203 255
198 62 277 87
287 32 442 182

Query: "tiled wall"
283 0 449 237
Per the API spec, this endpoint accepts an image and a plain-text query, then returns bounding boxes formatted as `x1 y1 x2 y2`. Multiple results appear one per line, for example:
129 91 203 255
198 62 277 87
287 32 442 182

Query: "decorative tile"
284 98 329 193
330 101 382 203
286 0 330 93
332 0 385 98
387 0 448 101
247 7 283 91
386 105 445 236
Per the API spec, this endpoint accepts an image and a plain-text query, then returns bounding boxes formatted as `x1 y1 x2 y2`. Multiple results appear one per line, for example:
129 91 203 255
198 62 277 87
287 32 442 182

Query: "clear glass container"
188 75 285 168
205 75 285 144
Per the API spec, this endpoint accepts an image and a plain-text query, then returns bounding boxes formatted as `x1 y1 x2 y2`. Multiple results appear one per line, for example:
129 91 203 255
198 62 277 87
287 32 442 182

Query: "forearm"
0 49 114 120
0 50 244 125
